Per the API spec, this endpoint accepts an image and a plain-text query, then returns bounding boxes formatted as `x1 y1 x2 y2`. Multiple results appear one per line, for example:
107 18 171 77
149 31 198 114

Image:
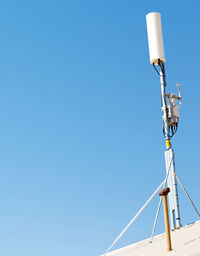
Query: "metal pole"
159 63 181 229
159 63 170 144
159 187 172 252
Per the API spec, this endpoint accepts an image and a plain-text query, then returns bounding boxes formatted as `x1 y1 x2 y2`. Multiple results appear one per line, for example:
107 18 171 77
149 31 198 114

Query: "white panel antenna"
146 12 165 65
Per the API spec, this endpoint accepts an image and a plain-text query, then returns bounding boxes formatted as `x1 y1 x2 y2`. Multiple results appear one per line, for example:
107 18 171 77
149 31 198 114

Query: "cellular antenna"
146 12 181 230
101 13 200 256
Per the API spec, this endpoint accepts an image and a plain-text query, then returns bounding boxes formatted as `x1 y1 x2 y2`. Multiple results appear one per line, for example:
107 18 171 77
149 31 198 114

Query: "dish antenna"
146 12 181 230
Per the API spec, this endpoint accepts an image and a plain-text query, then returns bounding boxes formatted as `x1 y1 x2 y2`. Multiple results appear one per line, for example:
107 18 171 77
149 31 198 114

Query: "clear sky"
0 1 200 256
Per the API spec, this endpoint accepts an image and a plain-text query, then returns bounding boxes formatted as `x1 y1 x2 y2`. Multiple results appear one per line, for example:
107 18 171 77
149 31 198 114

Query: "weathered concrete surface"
102 220 200 256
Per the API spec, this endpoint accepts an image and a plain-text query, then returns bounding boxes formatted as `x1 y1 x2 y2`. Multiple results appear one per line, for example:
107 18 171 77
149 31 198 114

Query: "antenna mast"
146 12 181 229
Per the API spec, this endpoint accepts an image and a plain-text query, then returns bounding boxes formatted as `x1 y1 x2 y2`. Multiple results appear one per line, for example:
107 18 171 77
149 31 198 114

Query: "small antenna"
176 84 182 104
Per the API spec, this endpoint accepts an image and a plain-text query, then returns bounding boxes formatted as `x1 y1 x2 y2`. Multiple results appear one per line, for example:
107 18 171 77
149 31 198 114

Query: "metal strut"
176 175 200 218
103 180 165 256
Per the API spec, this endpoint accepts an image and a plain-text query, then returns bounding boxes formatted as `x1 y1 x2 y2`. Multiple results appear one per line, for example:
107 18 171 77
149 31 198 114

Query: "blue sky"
0 1 200 256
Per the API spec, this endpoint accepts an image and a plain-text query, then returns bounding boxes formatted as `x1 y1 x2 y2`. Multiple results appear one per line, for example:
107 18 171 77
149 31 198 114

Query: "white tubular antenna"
146 12 165 65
